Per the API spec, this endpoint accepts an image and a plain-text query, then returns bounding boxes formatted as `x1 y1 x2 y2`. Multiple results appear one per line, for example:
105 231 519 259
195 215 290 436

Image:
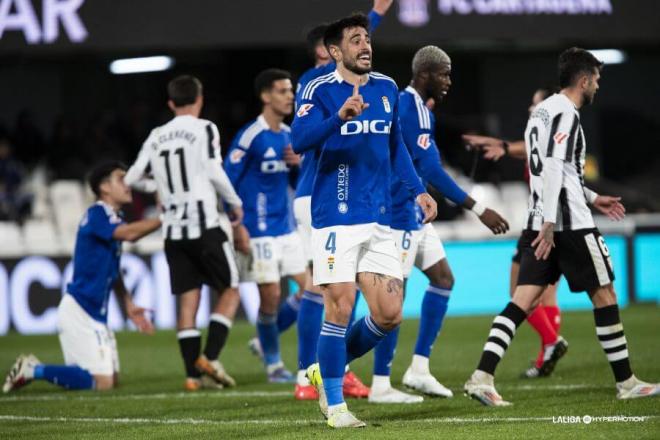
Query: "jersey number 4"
159 147 189 193
325 232 336 254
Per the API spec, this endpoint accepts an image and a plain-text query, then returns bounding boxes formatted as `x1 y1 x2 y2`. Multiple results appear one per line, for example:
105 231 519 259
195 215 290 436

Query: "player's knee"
589 284 617 308
375 310 402 331
432 272 454 290
426 263 454 290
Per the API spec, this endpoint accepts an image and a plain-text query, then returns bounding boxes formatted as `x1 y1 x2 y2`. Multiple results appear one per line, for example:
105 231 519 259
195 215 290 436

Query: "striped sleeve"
546 111 579 161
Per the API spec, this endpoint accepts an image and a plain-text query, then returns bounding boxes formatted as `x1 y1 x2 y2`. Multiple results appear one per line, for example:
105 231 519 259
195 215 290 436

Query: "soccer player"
464 48 660 406
293 0 393 401
3 161 159 393
463 86 568 379
225 69 307 383
292 14 437 427
124 75 244 391
369 46 510 404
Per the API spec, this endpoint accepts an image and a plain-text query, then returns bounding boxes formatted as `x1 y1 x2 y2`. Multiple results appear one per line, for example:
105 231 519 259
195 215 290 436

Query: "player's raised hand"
416 193 437 223
532 221 555 260
338 83 369 121
593 195 626 221
127 302 155 335
479 208 510 235
373 0 394 15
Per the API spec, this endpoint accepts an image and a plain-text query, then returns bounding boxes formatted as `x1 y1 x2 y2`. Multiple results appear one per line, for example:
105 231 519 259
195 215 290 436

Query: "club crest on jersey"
382 96 391 113
327 255 335 271
297 103 314 117
553 132 569 144
417 133 431 149
230 149 245 164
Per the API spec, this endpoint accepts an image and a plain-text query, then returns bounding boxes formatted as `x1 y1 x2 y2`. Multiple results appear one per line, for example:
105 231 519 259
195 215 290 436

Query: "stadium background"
1 0 659 335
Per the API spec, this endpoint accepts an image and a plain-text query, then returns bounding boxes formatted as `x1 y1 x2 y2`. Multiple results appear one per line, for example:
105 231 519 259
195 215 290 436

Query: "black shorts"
512 232 524 264
517 228 615 293
164 227 238 295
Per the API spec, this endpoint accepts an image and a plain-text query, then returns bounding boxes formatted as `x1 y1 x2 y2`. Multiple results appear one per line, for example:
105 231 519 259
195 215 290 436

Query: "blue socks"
318 321 347 406
277 295 301 333
346 315 390 364
414 285 450 357
297 291 324 370
34 365 95 390
257 312 280 366
373 326 400 376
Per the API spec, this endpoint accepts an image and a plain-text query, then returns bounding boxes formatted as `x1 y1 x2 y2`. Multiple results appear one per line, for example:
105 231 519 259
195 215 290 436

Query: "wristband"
471 201 486 216
502 141 510 154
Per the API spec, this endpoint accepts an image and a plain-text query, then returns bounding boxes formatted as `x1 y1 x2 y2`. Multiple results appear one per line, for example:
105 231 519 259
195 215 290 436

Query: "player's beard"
583 90 595 106
345 57 372 75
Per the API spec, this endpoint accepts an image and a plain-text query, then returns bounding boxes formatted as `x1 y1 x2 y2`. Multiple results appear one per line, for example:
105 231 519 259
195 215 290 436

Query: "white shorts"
393 223 446 277
312 223 403 285
293 196 312 263
242 231 307 284
57 294 119 376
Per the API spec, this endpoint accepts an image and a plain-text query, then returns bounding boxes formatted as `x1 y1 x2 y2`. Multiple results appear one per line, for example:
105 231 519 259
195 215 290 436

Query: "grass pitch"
0 304 658 439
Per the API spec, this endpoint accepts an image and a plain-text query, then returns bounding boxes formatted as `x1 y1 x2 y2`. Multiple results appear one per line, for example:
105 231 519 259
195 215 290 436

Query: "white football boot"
464 370 512 407
616 375 660 400
326 403 366 428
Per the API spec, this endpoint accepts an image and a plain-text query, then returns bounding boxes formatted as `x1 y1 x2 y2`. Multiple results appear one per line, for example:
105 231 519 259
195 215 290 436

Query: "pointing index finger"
353 82 359 97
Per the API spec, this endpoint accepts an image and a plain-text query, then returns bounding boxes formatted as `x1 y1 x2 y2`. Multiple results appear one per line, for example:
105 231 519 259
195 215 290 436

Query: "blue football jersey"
391 86 468 231
294 63 335 199
293 9 383 200
225 115 294 237
67 201 124 323
291 70 425 229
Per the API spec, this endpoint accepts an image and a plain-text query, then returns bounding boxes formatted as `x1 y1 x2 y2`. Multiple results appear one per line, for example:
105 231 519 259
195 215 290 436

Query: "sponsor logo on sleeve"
230 149 246 164
417 133 431 149
297 103 314 117
553 132 569 144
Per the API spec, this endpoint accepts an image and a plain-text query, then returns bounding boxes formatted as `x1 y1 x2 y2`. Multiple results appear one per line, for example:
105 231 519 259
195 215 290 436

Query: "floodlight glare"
109 56 175 75
588 49 626 65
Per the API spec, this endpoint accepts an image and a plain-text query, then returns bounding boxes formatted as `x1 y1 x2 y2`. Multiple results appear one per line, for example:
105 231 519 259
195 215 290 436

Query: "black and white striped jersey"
523 93 594 231
125 115 242 240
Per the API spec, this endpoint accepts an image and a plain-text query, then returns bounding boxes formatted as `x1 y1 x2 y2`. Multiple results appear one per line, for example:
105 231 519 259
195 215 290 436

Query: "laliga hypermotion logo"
417 133 431 149
553 132 568 144
327 256 335 271
297 103 314 117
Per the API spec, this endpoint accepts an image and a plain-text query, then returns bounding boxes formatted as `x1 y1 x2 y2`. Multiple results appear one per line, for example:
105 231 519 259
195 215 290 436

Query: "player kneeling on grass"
464 48 660 406
3 161 159 393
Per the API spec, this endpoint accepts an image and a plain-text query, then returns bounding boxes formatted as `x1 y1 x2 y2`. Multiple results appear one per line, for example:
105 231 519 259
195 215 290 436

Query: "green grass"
0 305 659 439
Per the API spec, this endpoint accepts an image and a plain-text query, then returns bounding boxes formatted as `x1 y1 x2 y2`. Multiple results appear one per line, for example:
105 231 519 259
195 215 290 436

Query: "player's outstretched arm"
591 193 626 221
462 134 526 161
114 277 154 334
113 217 161 243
